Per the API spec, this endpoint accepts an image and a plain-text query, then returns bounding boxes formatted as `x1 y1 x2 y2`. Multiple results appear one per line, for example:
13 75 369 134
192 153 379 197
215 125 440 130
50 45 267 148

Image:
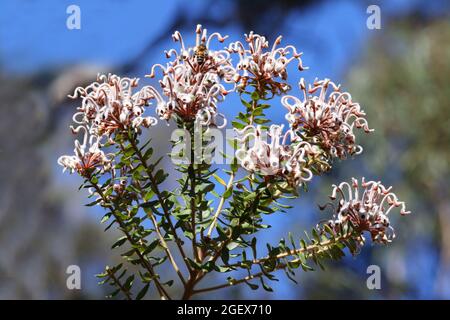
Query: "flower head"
235 125 317 187
282 78 373 159
146 25 236 127
57 126 113 176
227 32 306 95
69 74 157 138
321 178 410 245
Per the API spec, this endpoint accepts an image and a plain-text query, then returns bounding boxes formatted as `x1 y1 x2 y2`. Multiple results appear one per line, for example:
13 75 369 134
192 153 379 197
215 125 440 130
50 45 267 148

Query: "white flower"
227 32 306 95
146 25 236 127
235 125 316 186
69 73 157 138
282 78 373 159
58 126 113 175
322 178 410 244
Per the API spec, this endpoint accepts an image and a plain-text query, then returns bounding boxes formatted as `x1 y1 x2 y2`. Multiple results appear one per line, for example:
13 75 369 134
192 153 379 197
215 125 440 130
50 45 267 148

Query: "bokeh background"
0 0 449 299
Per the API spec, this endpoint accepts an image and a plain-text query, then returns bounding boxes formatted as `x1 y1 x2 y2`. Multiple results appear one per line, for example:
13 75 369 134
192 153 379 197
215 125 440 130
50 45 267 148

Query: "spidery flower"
320 177 410 245
235 124 318 187
146 24 236 127
69 73 157 138
282 78 373 159
227 32 306 95
58 74 156 174
57 126 113 176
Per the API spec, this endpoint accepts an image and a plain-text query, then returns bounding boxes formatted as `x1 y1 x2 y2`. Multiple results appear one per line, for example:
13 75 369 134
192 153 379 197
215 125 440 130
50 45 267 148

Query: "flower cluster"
146 25 236 127
282 78 373 159
321 178 410 245
227 32 306 95
57 126 113 176
58 74 157 175
56 25 411 299
235 77 370 185
235 125 319 187
69 73 157 137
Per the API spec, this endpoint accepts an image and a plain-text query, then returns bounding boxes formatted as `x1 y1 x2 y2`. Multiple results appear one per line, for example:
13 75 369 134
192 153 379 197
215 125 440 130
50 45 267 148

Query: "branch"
188 146 200 263
227 233 354 269
105 268 133 300
206 171 235 238
87 175 171 300
206 94 260 253
142 206 186 286
193 271 266 296
193 233 354 296
124 137 188 285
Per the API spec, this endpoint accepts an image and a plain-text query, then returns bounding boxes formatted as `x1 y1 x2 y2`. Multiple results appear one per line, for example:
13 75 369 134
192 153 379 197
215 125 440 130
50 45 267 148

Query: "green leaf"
250 237 258 258
101 213 112 224
301 262 314 272
199 183 215 193
312 228 320 242
232 121 246 129
154 169 167 185
124 274 135 290
121 249 135 258
142 239 160 255
211 190 220 198
212 174 227 187
253 107 264 116
144 189 155 201
288 232 296 248
227 241 240 251
221 248 230 264
140 200 159 209
244 280 259 290
136 283 149 300
143 148 154 160
261 278 273 292
216 225 228 240
107 288 121 298
223 187 233 199
324 224 335 236
126 145 136 156
240 98 252 109
254 118 270 124
111 236 127 249
300 239 307 250
186 258 203 270
86 199 101 207
163 280 174 287
285 269 298 284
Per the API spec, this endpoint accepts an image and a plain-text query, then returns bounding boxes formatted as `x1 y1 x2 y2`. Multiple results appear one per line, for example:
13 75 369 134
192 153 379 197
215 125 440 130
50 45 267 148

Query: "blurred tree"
347 17 450 298
0 71 115 299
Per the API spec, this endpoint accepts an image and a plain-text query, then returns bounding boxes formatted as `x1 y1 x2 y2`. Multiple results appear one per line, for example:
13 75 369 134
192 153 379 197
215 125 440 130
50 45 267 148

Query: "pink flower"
282 78 373 159
321 178 410 245
227 32 306 95
146 25 236 127
235 125 318 187
58 126 113 176
69 73 157 138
